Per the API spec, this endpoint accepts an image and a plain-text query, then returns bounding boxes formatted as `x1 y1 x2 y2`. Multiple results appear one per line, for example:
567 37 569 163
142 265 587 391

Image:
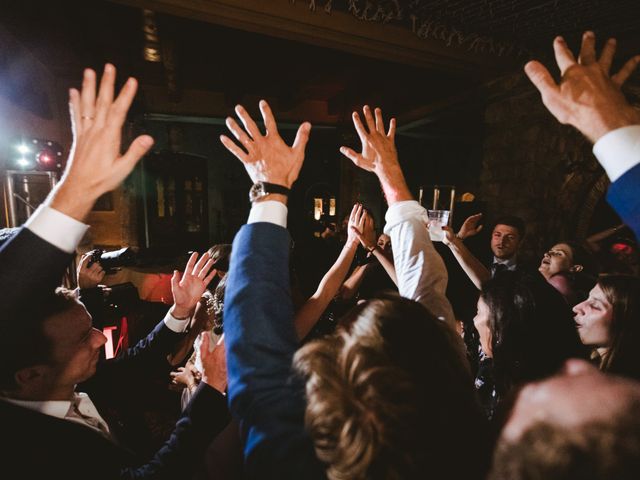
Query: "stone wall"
478 71 614 256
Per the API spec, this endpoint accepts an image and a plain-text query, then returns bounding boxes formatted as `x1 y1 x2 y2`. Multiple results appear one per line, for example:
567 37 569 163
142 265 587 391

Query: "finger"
109 77 139 127
235 104 262 140
80 68 97 126
350 226 364 240
192 251 211 276
374 107 385 134
598 38 617 74
578 31 596 65
524 60 560 99
362 105 376 133
553 36 577 75
79 253 92 268
220 135 249 163
349 203 358 224
196 257 214 279
387 118 396 140
475 225 484 234
259 100 279 137
183 252 199 278
612 55 640 87
94 64 116 127
225 117 254 150
69 89 81 139
171 270 181 292
119 135 155 176
339 146 365 166
351 111 368 142
203 265 218 286
292 122 311 153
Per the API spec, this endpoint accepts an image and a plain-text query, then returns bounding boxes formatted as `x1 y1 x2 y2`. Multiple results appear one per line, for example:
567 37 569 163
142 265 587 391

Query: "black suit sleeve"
120 383 231 480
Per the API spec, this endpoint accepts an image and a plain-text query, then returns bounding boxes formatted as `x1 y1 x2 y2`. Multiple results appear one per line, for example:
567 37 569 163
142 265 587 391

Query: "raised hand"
352 210 377 251
346 204 367 248
220 100 311 189
51 64 154 220
441 225 459 247
457 213 483 240
171 252 217 319
340 106 398 174
77 251 106 289
200 334 227 393
525 31 640 143
340 106 411 205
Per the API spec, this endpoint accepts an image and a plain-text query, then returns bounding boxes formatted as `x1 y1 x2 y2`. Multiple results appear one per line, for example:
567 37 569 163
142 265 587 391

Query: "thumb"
476 224 484 233
171 270 181 291
293 122 311 152
119 134 154 173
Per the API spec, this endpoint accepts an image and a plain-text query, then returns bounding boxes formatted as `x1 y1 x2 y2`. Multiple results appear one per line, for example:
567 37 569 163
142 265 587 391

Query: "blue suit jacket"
608 163 640 241
225 222 325 478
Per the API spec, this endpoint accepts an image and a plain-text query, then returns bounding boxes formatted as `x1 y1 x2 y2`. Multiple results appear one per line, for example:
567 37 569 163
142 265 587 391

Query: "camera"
89 247 138 274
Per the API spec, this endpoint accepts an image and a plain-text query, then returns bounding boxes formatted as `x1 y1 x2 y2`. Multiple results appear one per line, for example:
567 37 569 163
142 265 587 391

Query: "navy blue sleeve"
607 163 640 241
224 222 324 478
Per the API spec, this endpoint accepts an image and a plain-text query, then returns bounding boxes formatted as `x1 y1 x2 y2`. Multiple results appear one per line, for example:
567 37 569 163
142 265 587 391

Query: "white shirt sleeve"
384 200 455 328
163 309 191 333
592 125 640 182
247 200 288 228
24 205 89 254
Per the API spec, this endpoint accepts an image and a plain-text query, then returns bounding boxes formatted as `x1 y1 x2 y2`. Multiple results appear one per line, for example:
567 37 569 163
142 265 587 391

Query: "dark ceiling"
1 0 639 131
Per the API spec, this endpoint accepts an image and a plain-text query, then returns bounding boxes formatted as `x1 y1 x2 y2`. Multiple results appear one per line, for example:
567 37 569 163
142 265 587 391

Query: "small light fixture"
314 198 323 221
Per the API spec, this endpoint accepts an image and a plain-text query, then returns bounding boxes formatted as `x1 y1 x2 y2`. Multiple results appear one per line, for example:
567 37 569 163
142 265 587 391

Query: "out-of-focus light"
16 144 31 155
17 157 31 168
37 150 53 166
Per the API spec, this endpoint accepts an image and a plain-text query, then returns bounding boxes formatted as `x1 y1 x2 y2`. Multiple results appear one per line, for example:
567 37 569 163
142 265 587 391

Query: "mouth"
542 259 550 265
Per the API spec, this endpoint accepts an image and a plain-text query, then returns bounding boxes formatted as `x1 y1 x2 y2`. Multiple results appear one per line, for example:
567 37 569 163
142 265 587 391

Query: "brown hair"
294 293 489 480
598 274 640 380
490 404 640 480
0 287 79 391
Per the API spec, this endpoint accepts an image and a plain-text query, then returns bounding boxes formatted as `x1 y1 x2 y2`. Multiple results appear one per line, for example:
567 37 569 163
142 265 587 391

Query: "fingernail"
139 136 154 147
584 31 594 38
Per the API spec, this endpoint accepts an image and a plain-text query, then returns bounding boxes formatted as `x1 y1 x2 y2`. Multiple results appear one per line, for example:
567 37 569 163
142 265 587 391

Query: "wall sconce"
314 197 323 220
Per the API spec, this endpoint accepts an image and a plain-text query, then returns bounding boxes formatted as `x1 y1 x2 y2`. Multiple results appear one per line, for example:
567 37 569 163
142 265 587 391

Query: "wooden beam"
109 0 501 74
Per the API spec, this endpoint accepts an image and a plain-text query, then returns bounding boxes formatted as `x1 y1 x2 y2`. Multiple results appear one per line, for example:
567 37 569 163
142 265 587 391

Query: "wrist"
170 305 192 320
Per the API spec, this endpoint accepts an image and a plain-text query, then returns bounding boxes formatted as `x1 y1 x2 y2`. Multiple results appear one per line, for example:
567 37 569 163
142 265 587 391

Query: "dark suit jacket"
0 227 230 479
608 163 640 241
225 222 325 479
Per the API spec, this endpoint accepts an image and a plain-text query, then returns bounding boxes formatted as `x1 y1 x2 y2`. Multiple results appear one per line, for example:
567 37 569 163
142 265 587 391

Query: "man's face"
501 360 640 443
491 224 521 260
43 301 107 389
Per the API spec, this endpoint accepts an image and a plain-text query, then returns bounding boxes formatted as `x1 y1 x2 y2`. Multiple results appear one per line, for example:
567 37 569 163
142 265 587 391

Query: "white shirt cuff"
163 309 190 333
247 200 288 228
24 205 89 254
384 200 428 234
592 125 640 182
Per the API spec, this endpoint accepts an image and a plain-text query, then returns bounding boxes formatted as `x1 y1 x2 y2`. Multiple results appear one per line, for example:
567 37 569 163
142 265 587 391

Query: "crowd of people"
1 31 639 479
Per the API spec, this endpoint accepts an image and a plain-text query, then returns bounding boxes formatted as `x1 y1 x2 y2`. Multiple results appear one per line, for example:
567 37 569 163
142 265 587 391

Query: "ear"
14 365 48 389
570 264 584 273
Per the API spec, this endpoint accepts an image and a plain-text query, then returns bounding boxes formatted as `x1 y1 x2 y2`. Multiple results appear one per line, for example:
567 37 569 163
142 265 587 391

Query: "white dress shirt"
593 125 640 182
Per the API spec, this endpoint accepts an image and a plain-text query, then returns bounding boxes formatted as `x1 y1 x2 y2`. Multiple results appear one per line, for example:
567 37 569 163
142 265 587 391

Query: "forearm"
340 264 367 299
447 239 491 290
372 249 398 286
385 201 455 328
376 164 413 206
294 241 358 338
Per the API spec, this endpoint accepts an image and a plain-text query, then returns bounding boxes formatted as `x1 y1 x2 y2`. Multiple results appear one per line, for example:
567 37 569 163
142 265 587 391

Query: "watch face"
249 182 266 202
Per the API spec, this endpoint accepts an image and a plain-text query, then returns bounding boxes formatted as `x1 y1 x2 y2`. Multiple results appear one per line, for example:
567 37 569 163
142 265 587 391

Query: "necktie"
492 263 507 277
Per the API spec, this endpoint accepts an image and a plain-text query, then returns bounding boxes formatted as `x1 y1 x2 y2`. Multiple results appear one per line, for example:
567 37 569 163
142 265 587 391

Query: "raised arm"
221 101 322 476
341 106 455 328
294 204 365 339
525 31 640 239
351 210 398 286
0 65 154 318
442 226 491 290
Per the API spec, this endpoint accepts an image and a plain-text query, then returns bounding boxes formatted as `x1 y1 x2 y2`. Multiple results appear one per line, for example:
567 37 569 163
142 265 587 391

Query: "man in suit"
0 65 230 478
221 102 486 478
525 31 640 240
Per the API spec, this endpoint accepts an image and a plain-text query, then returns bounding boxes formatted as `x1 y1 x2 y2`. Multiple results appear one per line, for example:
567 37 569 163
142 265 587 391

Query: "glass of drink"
427 209 450 242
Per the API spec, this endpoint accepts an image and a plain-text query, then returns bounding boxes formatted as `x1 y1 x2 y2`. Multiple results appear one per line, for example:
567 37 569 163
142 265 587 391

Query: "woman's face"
474 297 493 357
572 284 613 347
539 243 575 279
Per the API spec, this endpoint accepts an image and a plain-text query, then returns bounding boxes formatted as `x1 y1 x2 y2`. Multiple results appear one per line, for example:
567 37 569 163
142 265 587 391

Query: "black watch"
249 181 290 203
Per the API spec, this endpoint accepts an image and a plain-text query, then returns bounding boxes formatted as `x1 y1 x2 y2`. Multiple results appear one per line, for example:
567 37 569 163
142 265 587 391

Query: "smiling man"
490 215 527 276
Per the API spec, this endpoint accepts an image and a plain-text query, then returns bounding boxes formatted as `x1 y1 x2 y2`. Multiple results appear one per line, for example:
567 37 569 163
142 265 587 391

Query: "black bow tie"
492 263 508 275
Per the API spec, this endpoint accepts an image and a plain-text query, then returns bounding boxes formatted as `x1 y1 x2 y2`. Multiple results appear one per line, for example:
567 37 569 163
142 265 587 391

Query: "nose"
572 302 584 316
92 328 108 347
543 251 551 258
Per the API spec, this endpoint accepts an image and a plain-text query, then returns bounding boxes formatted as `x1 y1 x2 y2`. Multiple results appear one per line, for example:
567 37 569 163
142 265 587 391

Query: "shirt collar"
2 396 72 419
493 255 517 267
